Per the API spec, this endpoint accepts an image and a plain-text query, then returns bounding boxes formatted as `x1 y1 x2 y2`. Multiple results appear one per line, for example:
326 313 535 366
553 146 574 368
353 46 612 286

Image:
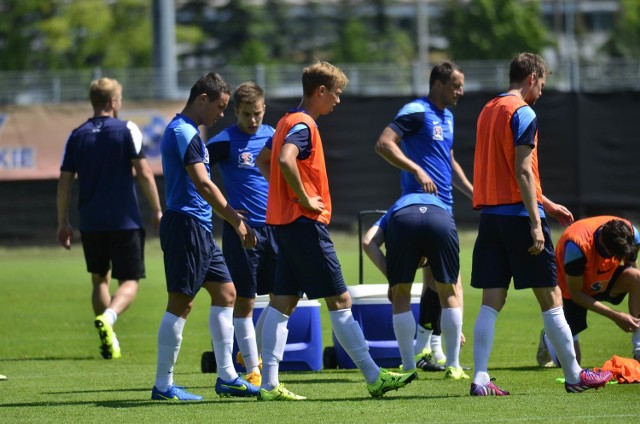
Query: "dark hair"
601 219 638 261
429 62 463 89
186 72 230 105
509 53 549 84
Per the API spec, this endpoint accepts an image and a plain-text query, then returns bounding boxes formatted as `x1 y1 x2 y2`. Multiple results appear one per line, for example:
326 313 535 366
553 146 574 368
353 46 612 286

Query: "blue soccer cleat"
215 376 260 398
151 385 203 401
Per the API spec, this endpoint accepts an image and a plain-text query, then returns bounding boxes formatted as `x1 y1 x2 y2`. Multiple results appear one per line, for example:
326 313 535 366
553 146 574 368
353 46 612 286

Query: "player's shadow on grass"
489 365 551 372
1 356 94 361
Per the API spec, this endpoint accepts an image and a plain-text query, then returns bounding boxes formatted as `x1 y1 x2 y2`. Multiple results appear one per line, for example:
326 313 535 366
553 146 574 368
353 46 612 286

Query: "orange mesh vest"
473 95 543 209
266 111 331 225
556 216 631 299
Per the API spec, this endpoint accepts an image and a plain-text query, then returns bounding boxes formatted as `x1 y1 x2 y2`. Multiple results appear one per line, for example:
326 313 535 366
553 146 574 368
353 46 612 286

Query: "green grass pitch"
0 229 638 423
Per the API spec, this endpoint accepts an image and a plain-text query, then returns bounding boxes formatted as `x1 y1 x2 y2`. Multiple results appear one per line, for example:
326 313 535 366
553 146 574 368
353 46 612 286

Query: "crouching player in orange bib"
537 216 640 366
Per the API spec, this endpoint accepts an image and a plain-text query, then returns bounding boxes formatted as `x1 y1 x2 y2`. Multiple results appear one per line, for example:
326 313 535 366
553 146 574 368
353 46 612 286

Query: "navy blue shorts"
471 214 557 290
81 229 146 280
222 221 277 298
385 205 459 285
563 265 629 335
273 218 347 300
160 210 232 297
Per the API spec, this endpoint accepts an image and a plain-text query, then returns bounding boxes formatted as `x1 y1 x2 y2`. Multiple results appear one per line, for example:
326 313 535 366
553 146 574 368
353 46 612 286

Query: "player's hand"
528 224 544 255
236 221 257 249
298 195 324 214
545 202 574 227
150 210 162 231
57 224 73 250
613 312 640 333
460 332 466 347
416 170 438 195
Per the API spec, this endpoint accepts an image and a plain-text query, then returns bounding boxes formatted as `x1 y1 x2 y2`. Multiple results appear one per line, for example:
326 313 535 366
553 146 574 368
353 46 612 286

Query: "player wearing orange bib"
469 53 612 395
255 61 416 401
538 216 640 366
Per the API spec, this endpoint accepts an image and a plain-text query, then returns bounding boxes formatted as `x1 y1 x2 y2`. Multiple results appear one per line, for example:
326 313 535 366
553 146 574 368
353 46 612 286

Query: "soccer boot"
151 385 203 401
95 315 121 359
536 329 554 367
444 366 470 380
564 369 613 393
416 351 446 372
244 370 262 387
258 383 306 401
470 378 510 396
367 368 417 398
215 376 260 398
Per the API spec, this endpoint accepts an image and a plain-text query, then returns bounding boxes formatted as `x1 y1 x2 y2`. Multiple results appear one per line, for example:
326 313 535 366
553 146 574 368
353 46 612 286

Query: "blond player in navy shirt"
57 77 162 360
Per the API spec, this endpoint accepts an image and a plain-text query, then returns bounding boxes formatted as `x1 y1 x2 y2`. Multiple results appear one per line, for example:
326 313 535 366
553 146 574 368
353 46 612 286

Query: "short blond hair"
89 78 122 109
302 61 348 97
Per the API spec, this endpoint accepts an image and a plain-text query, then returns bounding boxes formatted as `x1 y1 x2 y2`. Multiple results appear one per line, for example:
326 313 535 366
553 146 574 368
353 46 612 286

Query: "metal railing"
2 59 640 105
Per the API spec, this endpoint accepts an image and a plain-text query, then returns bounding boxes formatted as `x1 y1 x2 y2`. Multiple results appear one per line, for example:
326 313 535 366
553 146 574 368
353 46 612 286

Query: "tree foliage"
0 0 200 71
601 0 640 59
441 0 552 60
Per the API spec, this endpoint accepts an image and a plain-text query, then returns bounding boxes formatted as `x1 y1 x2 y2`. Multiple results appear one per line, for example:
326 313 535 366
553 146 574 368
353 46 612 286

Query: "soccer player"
206 82 277 387
374 61 473 380
151 72 259 401
57 77 162 360
470 52 612 396
362 192 465 379
256 61 416 401
537 216 640 366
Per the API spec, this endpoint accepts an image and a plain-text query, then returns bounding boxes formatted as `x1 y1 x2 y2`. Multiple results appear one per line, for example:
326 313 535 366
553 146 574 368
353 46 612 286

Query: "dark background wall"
2 91 639 246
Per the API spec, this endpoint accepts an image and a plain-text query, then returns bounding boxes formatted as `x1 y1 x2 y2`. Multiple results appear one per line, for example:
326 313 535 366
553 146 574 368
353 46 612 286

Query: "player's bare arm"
514 145 543 255
56 170 75 250
375 126 437 194
451 149 473 200
255 145 271 181
542 195 574 227
567 274 640 332
278 143 324 213
362 225 387 277
186 162 256 249
132 158 163 230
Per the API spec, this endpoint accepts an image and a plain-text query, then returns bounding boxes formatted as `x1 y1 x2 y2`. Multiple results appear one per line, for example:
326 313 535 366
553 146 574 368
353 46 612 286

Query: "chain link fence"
2 59 640 105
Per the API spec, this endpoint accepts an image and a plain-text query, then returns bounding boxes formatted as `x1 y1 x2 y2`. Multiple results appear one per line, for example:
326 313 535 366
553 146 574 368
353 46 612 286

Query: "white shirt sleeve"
126 121 144 155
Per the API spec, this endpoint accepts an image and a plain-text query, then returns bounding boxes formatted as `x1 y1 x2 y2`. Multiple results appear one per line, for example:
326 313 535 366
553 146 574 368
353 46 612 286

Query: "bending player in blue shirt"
375 62 473 380
207 82 277 387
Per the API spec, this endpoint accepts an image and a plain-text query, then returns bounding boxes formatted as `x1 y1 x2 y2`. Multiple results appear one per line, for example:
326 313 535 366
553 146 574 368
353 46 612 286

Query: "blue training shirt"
376 193 449 232
207 124 275 226
388 97 454 212
161 114 212 232
60 116 144 232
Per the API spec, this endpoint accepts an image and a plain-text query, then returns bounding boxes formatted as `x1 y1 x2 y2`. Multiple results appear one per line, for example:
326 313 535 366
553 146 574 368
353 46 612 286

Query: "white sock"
544 332 577 367
234 317 260 374
415 325 431 355
255 305 271 356
473 305 498 384
441 307 463 369
103 308 118 327
632 327 640 358
209 306 237 382
261 307 289 391
431 334 445 362
542 307 582 384
154 312 185 391
392 311 417 371
330 309 379 384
